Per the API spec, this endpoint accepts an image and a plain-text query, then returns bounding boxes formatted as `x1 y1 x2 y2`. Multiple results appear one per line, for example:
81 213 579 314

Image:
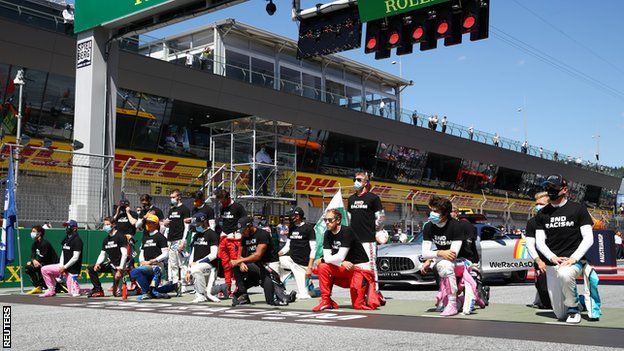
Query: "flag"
1 103 17 134
313 189 348 259
0 152 17 280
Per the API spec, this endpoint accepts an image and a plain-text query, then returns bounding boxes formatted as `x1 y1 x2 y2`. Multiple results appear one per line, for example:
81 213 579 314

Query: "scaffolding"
206 117 297 216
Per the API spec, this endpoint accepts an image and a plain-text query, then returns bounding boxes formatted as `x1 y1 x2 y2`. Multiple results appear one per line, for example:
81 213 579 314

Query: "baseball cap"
63 220 78 228
144 214 159 223
119 199 130 207
237 216 254 230
289 207 304 218
191 212 207 226
542 174 568 189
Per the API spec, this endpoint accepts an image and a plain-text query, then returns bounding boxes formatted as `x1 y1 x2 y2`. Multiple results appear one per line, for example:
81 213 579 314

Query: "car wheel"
510 270 528 283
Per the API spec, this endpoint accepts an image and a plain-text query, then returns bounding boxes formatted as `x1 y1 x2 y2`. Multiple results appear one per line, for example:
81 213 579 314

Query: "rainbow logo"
513 239 530 259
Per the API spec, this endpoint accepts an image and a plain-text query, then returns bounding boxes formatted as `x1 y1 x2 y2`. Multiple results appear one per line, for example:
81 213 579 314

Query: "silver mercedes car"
377 222 533 287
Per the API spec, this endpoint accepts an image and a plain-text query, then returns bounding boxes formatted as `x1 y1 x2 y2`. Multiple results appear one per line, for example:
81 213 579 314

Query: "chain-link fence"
0 143 114 228
119 158 206 211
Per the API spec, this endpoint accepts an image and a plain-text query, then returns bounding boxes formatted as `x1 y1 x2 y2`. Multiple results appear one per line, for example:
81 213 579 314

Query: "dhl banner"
0 136 611 217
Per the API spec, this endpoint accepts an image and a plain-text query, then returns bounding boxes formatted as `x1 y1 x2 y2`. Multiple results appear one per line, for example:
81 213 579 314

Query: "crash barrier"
0 143 114 228
0 228 184 289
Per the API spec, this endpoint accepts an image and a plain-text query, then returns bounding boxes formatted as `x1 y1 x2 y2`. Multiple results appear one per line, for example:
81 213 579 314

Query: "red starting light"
463 15 476 29
366 37 377 50
412 27 424 40
388 31 400 45
437 21 449 35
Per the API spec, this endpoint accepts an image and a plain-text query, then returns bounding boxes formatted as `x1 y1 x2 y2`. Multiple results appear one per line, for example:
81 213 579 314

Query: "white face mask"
170 198 178 205
30 231 38 240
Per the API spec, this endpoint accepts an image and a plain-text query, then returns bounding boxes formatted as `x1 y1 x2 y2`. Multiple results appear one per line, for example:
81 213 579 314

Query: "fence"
119 158 207 211
0 143 114 228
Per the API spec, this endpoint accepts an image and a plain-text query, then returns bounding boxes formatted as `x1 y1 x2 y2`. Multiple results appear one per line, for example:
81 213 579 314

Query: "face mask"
354 180 363 191
547 188 562 201
170 198 178 205
428 211 441 224
534 204 545 212
196 226 206 233
103 225 112 234
30 231 38 240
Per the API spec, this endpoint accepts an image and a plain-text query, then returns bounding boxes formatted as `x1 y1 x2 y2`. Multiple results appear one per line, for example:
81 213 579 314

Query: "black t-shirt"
141 232 168 261
525 217 548 262
535 201 593 265
323 226 368 265
167 204 191 241
115 210 138 236
422 219 469 259
457 219 479 263
192 205 215 220
61 234 83 275
191 229 219 264
348 192 383 243
221 202 247 234
525 217 537 238
242 229 278 263
288 222 315 266
31 239 58 266
101 231 128 267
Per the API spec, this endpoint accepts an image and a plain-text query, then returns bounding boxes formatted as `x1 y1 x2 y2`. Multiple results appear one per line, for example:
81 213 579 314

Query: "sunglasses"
353 178 365 182
324 217 337 223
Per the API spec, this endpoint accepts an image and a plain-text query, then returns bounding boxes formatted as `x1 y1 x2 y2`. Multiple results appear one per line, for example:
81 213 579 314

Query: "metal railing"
129 37 618 177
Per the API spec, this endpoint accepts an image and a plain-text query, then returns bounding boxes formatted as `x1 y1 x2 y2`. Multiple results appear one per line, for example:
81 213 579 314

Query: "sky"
143 0 624 168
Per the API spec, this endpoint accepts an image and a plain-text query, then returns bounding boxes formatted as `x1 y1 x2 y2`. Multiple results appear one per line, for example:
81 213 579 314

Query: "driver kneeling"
230 216 294 306
420 196 478 317
313 209 380 312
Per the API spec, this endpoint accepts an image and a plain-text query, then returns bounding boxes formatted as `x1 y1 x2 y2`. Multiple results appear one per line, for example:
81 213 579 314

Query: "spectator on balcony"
493 133 500 147
185 52 195 68
62 5 74 35
521 140 528 154
468 126 474 140
553 150 559 161
441 116 447 133
199 47 213 71
539 147 544 158
432 115 439 131
379 100 386 117
428 115 434 129
412 111 419 126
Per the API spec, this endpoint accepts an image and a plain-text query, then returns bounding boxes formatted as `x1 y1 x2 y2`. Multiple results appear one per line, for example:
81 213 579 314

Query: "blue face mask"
196 226 206 233
354 180 363 191
535 204 545 212
170 198 178 205
428 211 441 224
103 225 112 234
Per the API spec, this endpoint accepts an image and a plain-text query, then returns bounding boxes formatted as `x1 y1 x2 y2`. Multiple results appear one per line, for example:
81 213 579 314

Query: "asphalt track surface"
2 280 624 351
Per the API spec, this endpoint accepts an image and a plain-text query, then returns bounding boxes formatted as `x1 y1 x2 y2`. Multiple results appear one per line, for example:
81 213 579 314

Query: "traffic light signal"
363 0 489 59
